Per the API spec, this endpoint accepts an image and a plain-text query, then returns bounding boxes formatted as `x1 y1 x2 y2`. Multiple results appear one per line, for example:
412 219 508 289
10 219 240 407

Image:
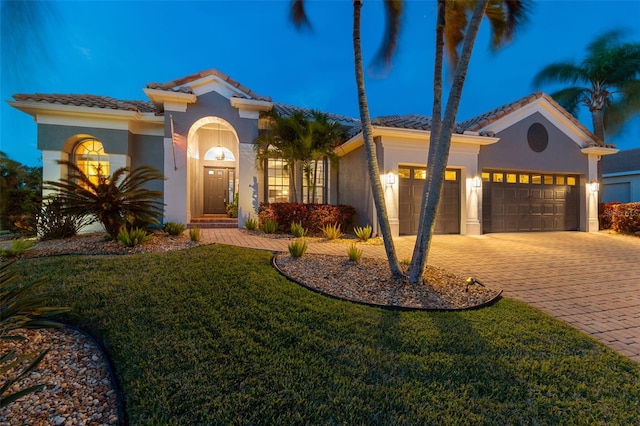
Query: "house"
602 147 640 203
8 69 618 236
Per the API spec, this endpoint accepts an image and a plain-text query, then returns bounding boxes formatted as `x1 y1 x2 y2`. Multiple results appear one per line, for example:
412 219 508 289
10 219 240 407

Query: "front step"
188 216 238 229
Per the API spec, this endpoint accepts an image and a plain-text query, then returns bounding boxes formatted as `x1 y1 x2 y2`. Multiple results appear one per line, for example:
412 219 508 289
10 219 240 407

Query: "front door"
204 167 234 214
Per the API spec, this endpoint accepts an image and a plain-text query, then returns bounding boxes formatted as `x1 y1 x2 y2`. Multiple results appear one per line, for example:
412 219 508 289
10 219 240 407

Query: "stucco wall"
338 147 373 229
129 133 165 197
478 112 588 173
38 124 129 154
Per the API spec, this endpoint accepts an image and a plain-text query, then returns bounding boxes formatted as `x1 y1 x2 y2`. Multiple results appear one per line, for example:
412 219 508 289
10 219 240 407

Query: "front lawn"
14 245 640 424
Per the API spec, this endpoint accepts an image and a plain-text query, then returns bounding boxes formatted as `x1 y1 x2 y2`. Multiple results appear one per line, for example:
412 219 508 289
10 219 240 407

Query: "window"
519 174 529 184
414 169 427 180
445 170 458 181
506 173 517 183
266 158 290 203
302 159 327 204
398 168 410 179
74 139 109 188
493 173 504 183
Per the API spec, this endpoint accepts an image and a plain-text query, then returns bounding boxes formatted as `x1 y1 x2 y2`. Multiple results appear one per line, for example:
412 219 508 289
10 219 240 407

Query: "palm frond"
549 87 588 117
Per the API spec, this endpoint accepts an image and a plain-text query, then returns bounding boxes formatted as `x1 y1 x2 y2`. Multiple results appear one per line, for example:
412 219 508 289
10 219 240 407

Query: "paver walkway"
201 229 640 363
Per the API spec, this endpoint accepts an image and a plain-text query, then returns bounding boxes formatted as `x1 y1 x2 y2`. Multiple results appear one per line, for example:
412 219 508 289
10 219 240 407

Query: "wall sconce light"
472 176 482 189
590 181 600 192
386 173 396 186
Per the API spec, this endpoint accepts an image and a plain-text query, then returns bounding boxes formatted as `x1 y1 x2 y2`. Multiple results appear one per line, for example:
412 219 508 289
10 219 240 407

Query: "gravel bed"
0 328 118 426
275 254 501 310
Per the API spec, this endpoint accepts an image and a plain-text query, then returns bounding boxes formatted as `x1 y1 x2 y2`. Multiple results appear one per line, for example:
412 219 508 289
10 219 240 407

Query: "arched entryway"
186 117 239 221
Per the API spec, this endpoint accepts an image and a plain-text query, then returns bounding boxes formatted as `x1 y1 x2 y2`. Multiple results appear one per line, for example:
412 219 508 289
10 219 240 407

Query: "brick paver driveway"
203 229 640 362
399 232 640 363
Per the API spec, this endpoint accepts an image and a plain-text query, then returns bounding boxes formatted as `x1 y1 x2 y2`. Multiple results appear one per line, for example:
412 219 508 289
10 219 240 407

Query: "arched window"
74 138 109 187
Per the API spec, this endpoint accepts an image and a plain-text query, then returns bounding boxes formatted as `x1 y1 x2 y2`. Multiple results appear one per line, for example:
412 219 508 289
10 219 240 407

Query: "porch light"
386 173 396 186
590 181 600 192
472 176 482 188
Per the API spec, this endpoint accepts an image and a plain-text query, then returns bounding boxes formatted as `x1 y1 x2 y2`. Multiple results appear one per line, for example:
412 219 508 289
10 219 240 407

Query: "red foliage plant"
599 202 621 230
610 202 640 235
258 203 356 234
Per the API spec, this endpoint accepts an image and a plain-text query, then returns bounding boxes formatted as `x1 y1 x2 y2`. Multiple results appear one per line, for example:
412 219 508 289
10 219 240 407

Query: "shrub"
262 219 278 234
189 227 201 242
163 221 186 236
226 193 239 218
347 243 362 262
288 239 308 258
44 161 165 239
610 202 640 235
0 238 34 258
244 215 259 231
401 258 411 266
117 226 152 247
1 261 68 408
354 224 372 241
599 202 621 230
258 203 355 234
322 223 343 240
37 197 92 240
290 221 307 238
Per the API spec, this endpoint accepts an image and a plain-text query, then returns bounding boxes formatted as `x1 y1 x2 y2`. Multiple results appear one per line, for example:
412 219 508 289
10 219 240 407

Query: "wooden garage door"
399 167 460 235
482 171 579 233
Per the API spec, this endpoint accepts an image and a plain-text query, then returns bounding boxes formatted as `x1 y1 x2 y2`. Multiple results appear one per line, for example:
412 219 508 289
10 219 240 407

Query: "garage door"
399 167 460 235
482 171 579 233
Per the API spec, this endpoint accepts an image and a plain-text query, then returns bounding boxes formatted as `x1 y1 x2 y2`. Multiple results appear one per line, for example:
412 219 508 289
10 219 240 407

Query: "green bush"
37 197 93 240
290 221 307 238
262 219 278 234
117 226 152 247
401 258 411 266
189 227 201 242
0 238 34 258
226 193 239 218
354 224 372 241
288 239 308 258
322 223 343 240
163 222 186 236
244 215 259 231
0 261 68 408
347 243 363 262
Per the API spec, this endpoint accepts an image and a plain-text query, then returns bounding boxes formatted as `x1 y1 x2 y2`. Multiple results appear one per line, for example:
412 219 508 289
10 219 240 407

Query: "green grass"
13 245 640 425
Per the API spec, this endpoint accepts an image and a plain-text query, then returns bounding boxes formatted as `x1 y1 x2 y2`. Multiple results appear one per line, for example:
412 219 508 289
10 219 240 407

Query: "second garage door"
399 167 460 235
482 171 579 232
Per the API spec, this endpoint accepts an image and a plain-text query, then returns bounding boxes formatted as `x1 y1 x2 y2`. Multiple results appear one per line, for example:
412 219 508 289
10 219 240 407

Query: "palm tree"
533 29 640 143
44 160 165 238
408 0 529 284
293 0 405 278
255 110 346 204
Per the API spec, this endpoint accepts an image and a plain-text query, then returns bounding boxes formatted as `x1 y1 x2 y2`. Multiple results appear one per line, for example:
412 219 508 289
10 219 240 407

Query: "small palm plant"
1 261 69 408
44 160 165 239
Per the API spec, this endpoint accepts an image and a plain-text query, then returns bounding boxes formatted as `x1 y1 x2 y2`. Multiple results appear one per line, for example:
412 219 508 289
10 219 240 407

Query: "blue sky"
2 0 640 167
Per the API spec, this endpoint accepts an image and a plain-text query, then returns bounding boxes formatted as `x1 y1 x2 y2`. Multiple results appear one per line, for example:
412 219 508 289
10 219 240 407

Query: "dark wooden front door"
204 167 234 214
398 167 460 235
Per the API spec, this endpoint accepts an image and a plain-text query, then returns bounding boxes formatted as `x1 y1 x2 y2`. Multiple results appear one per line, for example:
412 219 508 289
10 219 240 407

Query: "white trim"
230 97 273 119
581 146 620 156
143 88 196 112
336 127 499 158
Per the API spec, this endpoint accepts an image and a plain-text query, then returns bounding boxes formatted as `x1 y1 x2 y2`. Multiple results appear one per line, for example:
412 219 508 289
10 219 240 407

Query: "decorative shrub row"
258 203 356 234
599 202 640 234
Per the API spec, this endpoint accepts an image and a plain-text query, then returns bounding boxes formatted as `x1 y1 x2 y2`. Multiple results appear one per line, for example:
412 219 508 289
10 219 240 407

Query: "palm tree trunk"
591 108 606 202
408 0 489 285
411 0 445 272
353 0 403 279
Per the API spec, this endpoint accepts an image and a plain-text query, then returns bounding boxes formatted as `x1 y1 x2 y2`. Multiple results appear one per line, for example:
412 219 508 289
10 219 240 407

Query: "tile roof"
12 93 158 114
602 147 640 173
146 68 272 101
460 92 609 147
347 114 467 138
273 102 359 126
